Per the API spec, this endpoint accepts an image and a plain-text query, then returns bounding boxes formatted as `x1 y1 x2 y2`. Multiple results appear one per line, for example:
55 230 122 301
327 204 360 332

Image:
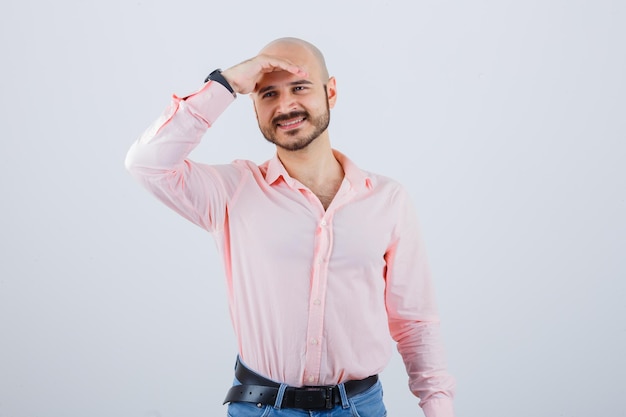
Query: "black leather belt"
223 357 378 410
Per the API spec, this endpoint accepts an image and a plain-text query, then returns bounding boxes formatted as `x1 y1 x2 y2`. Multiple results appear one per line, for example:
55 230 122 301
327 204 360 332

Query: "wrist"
205 69 236 97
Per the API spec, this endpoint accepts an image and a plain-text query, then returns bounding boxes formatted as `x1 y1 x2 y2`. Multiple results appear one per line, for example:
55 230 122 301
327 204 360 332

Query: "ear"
326 76 337 109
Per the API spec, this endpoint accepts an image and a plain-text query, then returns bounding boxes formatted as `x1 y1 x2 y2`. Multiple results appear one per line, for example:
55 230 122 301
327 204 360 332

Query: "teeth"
280 118 304 127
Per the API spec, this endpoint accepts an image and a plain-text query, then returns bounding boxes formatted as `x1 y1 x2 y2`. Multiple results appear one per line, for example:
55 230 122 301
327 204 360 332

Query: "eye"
262 91 276 99
293 86 307 92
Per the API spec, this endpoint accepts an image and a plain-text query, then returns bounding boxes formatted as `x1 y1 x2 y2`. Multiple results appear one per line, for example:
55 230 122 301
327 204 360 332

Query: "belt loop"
273 383 288 409
337 383 349 409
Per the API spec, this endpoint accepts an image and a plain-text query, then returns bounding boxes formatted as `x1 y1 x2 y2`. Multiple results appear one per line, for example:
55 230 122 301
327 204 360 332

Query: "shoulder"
202 159 260 186
231 158 271 175
228 158 277 185
336 150 407 197
364 169 409 196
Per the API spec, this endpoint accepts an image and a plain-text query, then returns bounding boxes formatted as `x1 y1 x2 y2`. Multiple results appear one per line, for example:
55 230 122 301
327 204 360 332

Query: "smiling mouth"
276 117 306 130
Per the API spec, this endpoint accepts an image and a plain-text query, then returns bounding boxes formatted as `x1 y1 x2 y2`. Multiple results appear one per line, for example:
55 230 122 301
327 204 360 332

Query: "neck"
276 135 343 188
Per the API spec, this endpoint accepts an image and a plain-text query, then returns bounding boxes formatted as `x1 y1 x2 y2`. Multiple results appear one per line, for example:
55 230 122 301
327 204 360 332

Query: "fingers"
259 56 308 78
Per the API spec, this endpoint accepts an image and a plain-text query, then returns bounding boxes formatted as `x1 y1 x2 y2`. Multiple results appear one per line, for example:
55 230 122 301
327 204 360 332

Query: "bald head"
260 37 330 81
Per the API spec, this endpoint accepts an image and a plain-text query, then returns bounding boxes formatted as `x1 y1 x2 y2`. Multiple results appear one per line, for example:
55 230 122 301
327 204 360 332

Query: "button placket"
303 214 333 383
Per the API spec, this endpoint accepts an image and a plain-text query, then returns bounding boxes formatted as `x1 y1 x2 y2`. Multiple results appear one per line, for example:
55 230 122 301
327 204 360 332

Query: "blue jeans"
226 379 387 417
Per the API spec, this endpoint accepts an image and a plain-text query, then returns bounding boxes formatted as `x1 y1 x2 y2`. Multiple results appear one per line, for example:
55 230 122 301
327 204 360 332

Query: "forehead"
255 70 307 91
254 59 320 94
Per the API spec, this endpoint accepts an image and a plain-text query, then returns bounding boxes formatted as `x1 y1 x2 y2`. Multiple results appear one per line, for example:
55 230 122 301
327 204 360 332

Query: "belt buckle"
293 386 334 409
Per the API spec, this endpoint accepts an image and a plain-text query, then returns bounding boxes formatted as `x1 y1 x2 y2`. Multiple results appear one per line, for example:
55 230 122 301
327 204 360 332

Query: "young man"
125 37 456 417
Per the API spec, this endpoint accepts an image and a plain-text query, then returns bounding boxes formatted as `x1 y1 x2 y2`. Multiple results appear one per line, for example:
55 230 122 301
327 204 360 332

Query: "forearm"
125 80 235 177
393 319 456 417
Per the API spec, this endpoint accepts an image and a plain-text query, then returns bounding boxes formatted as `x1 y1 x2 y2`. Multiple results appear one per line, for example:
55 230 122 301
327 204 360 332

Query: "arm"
384 187 456 417
124 55 308 230
124 80 237 230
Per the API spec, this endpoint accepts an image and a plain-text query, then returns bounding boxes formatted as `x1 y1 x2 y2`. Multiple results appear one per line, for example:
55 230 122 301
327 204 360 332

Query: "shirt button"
308 376 316 383
313 299 321 305
310 338 318 345
320 220 327 226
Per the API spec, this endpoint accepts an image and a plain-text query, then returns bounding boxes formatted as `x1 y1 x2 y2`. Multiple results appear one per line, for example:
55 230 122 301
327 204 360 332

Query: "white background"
1 1 624 416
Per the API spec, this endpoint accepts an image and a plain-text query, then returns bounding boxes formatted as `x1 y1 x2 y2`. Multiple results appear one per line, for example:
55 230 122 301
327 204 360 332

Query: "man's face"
252 51 334 151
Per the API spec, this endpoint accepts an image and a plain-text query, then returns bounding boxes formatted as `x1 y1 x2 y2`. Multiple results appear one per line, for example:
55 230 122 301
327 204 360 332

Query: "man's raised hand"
221 54 308 95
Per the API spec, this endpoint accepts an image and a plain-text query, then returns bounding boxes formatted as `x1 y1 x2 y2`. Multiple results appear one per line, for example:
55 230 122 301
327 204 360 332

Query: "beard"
257 91 331 152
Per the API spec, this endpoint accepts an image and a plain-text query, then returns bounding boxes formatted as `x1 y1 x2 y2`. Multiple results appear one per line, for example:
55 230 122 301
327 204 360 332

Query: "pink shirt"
125 81 455 417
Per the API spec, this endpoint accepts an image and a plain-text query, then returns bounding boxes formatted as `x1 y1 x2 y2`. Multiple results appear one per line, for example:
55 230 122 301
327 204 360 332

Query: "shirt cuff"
421 397 455 417
180 80 237 127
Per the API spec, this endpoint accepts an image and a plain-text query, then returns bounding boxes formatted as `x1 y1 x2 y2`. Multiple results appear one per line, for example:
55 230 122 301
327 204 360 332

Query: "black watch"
205 69 236 97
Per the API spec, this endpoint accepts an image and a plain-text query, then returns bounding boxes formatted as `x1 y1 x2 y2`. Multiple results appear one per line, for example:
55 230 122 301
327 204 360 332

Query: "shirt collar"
263 149 373 191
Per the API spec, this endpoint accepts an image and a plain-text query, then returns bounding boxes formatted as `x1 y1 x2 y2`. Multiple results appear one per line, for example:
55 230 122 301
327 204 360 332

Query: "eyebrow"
257 80 314 95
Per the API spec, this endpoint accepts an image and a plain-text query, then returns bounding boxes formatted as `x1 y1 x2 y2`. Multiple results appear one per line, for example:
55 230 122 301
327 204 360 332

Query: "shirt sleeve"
124 81 240 231
384 186 456 417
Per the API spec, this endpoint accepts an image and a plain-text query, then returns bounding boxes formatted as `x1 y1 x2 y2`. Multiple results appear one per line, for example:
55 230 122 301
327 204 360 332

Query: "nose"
276 91 298 114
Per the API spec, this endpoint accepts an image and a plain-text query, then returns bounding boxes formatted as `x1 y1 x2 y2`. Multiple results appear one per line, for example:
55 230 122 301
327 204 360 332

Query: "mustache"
272 111 309 125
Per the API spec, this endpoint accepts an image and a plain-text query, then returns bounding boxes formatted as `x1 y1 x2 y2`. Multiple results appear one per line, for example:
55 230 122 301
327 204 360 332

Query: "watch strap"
205 69 236 96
